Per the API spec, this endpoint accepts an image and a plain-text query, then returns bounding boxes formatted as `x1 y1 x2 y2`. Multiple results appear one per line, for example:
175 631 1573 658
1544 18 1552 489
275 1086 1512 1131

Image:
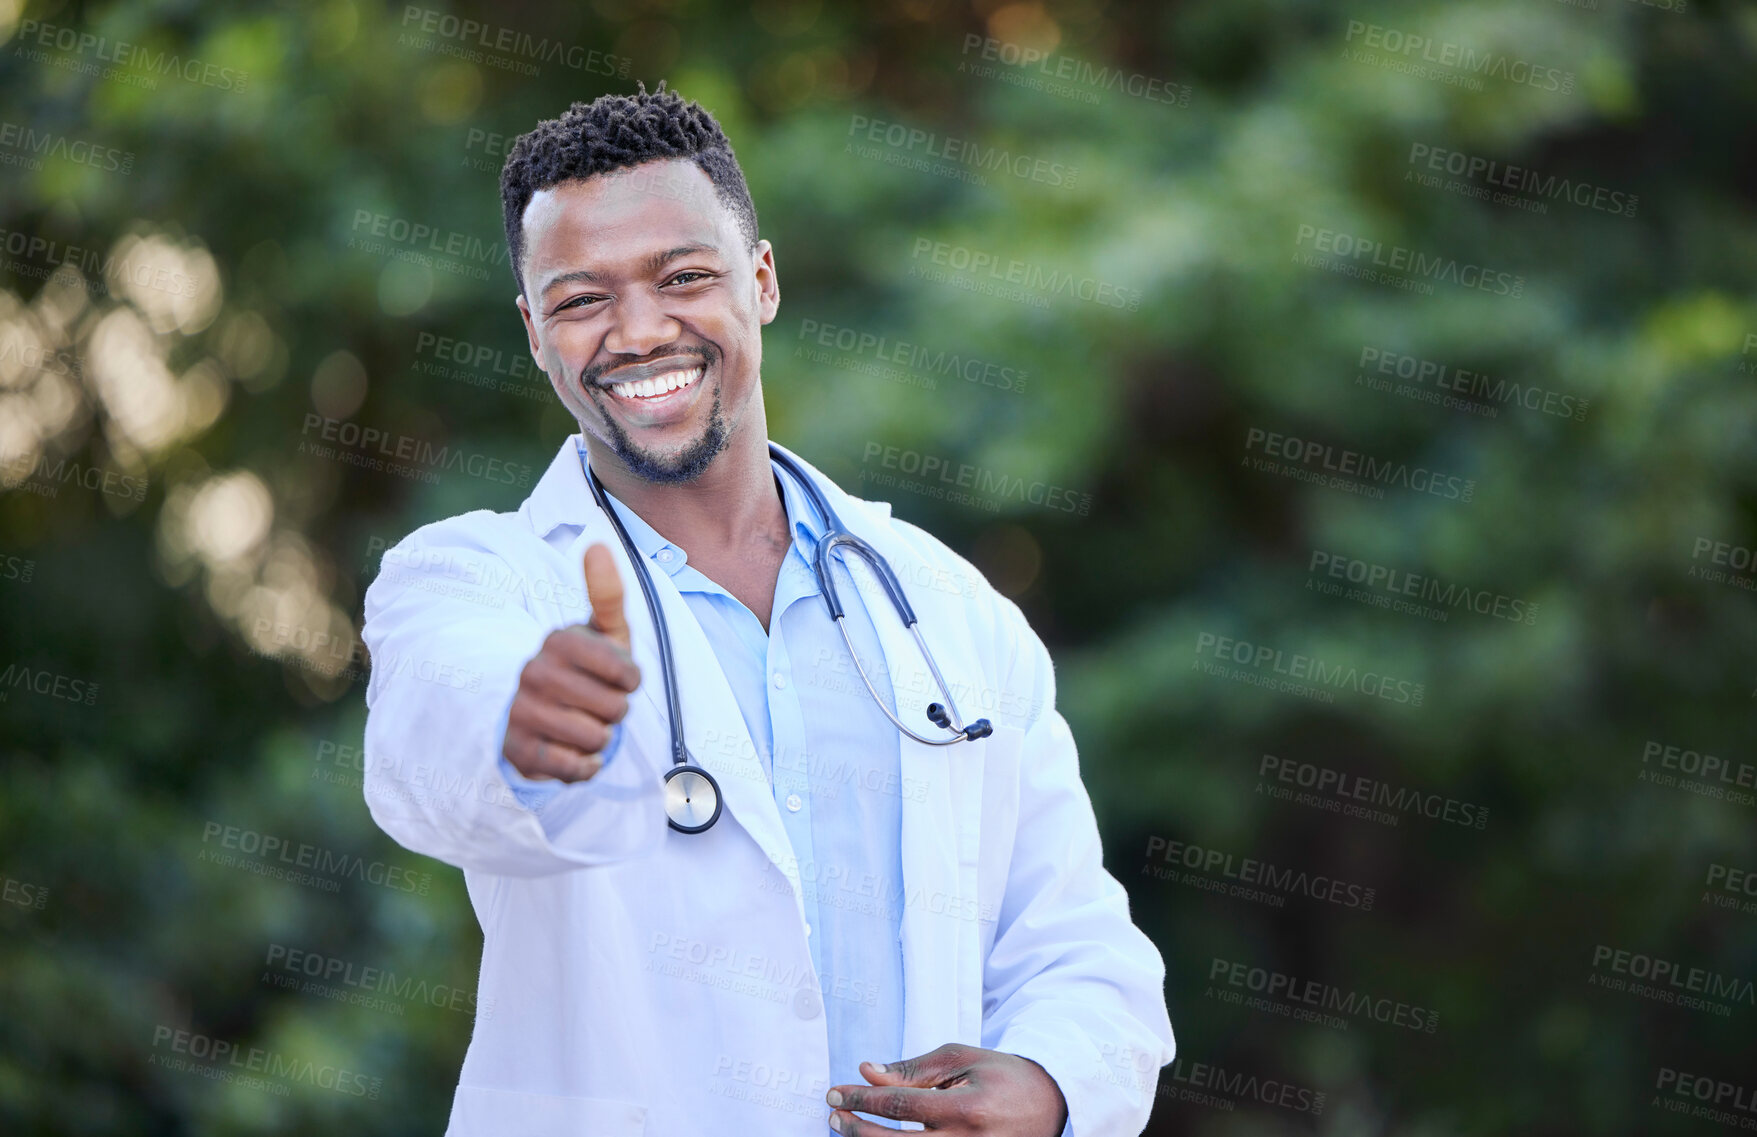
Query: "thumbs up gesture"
502 543 643 783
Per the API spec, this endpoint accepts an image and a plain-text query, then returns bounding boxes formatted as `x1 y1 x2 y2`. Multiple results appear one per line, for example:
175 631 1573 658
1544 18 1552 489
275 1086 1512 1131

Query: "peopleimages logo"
13 20 250 91
0 662 99 705
1257 754 1489 830
846 114 1079 189
149 1026 381 1098
1193 631 1426 707
1294 225 1524 298
1654 1067 1757 1124
397 7 631 77
958 34 1191 106
1142 835 1377 911
1589 944 1754 1015
908 238 1143 311
797 319 1028 394
1245 427 1475 503
0 226 203 298
1307 549 1537 625
1357 346 1587 422
1207 957 1440 1033
263 944 486 1018
861 441 1093 515
299 414 534 488
1405 143 1637 219
1161 1055 1326 1116
1341 20 1573 94
0 121 134 174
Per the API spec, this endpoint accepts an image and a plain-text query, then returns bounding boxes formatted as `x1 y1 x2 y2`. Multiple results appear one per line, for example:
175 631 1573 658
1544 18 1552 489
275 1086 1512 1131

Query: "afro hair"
499 82 759 293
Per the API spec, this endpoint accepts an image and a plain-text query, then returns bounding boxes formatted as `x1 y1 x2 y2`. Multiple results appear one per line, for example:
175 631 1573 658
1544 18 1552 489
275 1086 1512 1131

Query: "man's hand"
825 1043 1068 1135
501 543 641 783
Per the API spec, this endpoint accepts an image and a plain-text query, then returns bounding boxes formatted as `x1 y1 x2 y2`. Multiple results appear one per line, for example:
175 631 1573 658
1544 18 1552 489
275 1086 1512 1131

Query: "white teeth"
612 366 702 400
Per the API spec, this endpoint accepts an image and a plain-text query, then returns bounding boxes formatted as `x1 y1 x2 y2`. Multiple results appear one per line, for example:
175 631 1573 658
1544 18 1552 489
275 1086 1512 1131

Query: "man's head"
502 85 778 484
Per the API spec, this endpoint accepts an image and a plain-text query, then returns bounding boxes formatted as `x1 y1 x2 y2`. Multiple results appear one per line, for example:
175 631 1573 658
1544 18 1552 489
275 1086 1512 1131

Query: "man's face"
515 158 779 483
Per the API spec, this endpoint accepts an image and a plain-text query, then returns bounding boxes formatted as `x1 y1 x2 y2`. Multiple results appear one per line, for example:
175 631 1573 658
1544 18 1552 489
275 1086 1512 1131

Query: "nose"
603 289 682 359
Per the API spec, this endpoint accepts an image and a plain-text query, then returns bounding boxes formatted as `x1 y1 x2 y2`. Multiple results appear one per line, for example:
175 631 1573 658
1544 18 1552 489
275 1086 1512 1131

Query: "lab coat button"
785 794 803 812
792 987 821 1019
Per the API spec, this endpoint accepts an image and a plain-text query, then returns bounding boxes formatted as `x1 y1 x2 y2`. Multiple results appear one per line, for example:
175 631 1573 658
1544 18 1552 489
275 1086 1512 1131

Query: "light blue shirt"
498 450 907 1102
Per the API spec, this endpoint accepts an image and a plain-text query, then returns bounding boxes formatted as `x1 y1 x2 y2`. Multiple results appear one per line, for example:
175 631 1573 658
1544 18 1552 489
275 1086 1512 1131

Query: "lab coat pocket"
447 1084 646 1136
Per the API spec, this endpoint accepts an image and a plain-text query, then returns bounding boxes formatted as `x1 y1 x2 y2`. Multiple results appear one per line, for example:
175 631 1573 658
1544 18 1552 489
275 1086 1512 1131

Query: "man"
362 85 1173 1136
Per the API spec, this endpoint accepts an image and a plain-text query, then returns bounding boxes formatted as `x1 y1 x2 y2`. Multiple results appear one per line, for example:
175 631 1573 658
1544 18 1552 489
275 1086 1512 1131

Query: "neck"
582 429 786 556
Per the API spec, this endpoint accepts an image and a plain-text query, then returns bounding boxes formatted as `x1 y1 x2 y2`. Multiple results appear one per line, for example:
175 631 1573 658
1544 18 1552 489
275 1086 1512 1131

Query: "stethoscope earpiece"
928 703 993 741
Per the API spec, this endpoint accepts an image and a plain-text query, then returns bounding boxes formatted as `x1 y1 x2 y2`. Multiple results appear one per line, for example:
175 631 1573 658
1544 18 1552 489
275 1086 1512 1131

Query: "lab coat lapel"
774 443 982 1052
652 567 805 913
570 480 804 921
870 609 972 1056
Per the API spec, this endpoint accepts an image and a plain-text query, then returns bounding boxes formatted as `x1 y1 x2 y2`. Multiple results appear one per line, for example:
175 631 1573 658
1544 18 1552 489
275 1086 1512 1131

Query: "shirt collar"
564 442 826 578
521 433 891 557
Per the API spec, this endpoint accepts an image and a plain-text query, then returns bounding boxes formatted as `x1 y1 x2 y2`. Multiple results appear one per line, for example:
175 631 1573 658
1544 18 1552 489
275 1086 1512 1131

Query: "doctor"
361 86 1173 1136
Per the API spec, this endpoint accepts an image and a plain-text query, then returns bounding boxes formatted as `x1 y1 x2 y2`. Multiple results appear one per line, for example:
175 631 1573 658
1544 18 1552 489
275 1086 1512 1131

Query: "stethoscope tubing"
579 442 992 833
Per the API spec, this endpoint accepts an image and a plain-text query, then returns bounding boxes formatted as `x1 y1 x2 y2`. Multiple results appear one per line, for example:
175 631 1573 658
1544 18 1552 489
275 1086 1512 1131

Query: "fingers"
827 1045 992 1134
863 1043 975 1089
583 542 631 650
827 1110 906 1135
515 733 603 782
548 625 641 692
523 647 635 721
503 670 621 781
520 700 618 755
825 1082 965 1130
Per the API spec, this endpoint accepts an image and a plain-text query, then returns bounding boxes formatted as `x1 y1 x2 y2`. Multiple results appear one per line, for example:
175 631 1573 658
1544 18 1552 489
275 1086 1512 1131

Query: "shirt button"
786 794 802 812
656 549 674 562
793 987 821 1020
772 671 787 690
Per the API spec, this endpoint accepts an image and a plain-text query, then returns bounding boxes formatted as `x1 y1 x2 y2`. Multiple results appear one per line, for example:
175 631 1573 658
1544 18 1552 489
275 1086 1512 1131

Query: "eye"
665 271 712 287
554 294 601 314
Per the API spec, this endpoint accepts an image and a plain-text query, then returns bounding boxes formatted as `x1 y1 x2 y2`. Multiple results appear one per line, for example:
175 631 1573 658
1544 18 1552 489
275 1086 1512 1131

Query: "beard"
597 382 729 484
582 344 730 485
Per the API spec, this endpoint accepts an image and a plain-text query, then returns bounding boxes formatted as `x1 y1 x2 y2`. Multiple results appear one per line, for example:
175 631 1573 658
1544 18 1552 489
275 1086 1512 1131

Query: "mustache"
582 344 719 390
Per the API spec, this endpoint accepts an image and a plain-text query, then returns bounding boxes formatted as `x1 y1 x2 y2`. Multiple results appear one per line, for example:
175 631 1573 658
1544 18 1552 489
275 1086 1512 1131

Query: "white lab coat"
360 436 1174 1136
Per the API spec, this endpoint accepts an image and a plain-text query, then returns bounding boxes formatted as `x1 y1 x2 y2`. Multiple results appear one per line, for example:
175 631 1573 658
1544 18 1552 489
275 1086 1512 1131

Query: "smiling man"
361 85 1174 1136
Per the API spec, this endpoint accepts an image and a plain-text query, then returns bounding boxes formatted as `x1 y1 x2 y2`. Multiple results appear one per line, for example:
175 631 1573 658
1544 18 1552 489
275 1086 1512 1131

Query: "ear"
752 239 780 326
515 292 542 367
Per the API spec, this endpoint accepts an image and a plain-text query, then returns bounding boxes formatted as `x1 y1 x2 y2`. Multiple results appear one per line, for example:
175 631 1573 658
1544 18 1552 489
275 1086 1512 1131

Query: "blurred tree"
2 0 1754 1134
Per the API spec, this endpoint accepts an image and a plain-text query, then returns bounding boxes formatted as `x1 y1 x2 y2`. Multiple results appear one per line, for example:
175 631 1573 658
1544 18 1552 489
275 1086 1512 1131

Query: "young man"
361 86 1173 1136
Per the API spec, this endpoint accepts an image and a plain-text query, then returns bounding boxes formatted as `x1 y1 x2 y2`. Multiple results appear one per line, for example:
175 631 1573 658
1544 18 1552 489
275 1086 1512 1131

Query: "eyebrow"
538 243 720 296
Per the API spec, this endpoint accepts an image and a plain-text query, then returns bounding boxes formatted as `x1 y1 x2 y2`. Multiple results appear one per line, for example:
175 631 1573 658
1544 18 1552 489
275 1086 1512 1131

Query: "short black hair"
499 82 759 294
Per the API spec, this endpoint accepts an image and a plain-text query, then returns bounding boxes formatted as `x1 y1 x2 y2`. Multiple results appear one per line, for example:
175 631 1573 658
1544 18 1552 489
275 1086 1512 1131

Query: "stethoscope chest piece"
663 764 722 833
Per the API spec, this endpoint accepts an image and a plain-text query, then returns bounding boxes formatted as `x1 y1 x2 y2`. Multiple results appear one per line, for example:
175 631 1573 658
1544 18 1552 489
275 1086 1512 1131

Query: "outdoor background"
3 0 1755 1133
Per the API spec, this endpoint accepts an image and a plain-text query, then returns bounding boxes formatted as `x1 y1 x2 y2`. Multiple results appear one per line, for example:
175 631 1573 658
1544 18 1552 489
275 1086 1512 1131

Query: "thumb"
582 542 631 650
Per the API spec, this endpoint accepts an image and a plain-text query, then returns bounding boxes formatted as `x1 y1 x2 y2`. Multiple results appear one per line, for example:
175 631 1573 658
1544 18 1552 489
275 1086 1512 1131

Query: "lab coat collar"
563 443 829 579
521 438 592 540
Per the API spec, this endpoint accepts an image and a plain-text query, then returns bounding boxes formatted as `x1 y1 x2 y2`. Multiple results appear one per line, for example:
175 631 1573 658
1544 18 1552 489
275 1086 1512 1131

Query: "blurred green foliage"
3 0 1756 1133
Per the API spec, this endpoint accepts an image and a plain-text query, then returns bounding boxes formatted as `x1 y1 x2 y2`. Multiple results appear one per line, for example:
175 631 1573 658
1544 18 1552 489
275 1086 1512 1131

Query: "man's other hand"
825 1042 1069 1135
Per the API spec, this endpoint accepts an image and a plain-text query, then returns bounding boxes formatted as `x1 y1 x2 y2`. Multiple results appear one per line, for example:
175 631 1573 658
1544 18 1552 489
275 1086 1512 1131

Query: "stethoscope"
581 443 992 833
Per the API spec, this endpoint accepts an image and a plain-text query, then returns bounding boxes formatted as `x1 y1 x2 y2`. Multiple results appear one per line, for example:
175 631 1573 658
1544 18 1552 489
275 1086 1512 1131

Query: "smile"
605 365 703 402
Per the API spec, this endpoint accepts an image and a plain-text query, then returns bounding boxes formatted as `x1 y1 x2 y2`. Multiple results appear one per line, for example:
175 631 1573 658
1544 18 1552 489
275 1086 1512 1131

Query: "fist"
502 543 641 783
